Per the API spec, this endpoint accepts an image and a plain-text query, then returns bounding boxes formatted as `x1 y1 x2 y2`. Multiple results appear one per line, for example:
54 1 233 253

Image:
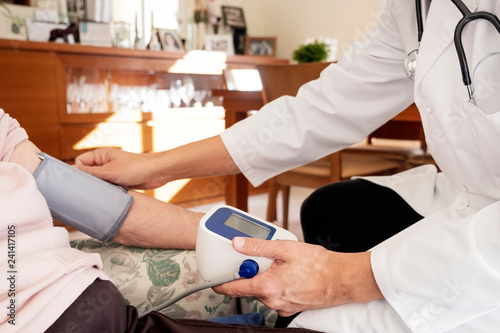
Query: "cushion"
70 239 277 326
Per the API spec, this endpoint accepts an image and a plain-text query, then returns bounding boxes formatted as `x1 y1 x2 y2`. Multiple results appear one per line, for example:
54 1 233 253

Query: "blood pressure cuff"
34 152 133 241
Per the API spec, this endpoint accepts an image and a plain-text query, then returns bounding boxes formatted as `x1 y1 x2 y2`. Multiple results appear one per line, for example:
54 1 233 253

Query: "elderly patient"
0 109 317 332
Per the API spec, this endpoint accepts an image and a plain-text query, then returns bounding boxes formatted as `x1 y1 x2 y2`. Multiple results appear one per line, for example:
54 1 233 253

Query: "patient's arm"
9 139 42 174
115 190 201 249
10 140 200 250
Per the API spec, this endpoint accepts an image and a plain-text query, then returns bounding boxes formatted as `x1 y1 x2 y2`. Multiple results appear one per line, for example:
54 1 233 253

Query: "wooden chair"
257 63 420 229
343 104 429 168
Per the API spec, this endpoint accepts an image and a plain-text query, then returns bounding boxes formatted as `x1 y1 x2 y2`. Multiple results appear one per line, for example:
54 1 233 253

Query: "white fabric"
220 0 500 331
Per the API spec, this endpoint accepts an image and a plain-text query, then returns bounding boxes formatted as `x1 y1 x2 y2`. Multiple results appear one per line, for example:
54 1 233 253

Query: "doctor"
76 0 500 331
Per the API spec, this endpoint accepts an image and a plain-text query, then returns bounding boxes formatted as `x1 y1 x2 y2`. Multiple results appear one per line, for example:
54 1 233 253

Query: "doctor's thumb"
232 237 282 259
233 237 261 254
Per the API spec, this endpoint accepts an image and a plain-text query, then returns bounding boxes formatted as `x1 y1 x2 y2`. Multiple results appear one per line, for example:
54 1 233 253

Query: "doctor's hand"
75 147 167 190
212 237 383 317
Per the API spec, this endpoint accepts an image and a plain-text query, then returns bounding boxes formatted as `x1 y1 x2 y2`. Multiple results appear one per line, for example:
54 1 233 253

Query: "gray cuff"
34 153 133 241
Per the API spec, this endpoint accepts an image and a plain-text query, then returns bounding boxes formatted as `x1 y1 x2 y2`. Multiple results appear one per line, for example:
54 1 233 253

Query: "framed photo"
245 37 277 57
66 0 87 23
66 0 86 23
79 21 113 47
0 3 35 40
114 22 131 48
233 29 247 55
204 34 235 56
221 6 246 29
159 29 183 52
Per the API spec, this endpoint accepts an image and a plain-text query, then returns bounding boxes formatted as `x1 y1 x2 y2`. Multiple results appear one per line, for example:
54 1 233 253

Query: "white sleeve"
371 198 500 332
220 0 416 187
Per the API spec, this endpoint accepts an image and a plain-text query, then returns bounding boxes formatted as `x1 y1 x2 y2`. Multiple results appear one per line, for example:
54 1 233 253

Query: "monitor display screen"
224 214 271 239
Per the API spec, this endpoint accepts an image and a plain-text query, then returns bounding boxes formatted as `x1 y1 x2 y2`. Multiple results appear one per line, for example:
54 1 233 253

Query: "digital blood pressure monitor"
145 205 298 314
196 205 297 282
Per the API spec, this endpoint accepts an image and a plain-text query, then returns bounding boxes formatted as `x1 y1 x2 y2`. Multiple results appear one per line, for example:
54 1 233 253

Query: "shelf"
63 107 224 123
0 39 288 68
0 38 286 205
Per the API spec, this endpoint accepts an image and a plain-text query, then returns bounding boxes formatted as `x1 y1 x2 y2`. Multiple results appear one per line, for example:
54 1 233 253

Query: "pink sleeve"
0 108 29 162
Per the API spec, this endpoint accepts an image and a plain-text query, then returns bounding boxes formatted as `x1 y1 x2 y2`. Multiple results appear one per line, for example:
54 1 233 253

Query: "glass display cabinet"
0 39 287 204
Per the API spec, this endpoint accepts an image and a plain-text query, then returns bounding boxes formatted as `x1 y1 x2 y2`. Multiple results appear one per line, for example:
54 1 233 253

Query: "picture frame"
204 34 235 56
233 28 247 55
66 0 86 24
221 6 246 29
79 21 113 47
0 3 35 40
158 29 184 52
114 21 132 48
245 37 277 57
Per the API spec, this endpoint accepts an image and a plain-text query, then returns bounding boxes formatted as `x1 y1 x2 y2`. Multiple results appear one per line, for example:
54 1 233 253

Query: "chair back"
368 104 427 150
257 63 425 150
257 62 332 103
257 62 341 181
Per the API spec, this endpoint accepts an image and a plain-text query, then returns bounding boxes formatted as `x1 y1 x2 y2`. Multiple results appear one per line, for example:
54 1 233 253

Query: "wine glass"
181 77 196 107
170 79 182 108
193 90 207 108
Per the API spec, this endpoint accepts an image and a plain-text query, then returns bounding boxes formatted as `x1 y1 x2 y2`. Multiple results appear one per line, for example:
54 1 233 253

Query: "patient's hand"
10 140 42 174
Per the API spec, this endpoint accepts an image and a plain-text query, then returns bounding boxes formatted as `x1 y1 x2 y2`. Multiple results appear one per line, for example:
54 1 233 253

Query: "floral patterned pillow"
70 239 277 326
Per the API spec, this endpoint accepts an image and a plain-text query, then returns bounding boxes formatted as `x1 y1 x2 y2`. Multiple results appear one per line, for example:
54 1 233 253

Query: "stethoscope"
404 0 500 102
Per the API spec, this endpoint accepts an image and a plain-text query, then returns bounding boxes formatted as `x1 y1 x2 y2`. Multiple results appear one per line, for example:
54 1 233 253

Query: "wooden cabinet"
0 48 61 156
0 39 287 205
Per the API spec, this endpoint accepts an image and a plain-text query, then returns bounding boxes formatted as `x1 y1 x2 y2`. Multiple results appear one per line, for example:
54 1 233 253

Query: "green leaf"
182 257 192 271
103 242 123 249
147 286 176 305
69 240 85 250
82 239 105 249
159 303 188 319
204 295 233 315
145 249 183 260
146 257 180 287
128 246 147 254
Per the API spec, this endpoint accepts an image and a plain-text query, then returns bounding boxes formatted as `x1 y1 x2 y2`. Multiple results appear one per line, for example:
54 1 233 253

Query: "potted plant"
292 40 329 63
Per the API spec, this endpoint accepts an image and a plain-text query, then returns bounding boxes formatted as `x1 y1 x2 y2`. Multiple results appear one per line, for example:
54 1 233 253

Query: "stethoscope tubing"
413 0 500 101
415 0 424 43
451 0 500 90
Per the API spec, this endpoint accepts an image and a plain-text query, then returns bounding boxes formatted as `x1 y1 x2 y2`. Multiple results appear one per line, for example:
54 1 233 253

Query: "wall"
32 0 382 61
237 0 382 61
169 0 383 61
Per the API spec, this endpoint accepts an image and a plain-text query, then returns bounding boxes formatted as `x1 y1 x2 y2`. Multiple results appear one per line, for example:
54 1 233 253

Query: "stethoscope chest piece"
404 48 419 81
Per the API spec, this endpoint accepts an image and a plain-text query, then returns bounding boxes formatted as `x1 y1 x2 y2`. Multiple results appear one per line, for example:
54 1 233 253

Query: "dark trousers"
46 280 318 332
275 179 424 328
301 179 423 252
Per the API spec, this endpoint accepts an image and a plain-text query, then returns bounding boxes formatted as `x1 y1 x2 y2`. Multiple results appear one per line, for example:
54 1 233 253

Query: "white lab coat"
220 0 500 331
